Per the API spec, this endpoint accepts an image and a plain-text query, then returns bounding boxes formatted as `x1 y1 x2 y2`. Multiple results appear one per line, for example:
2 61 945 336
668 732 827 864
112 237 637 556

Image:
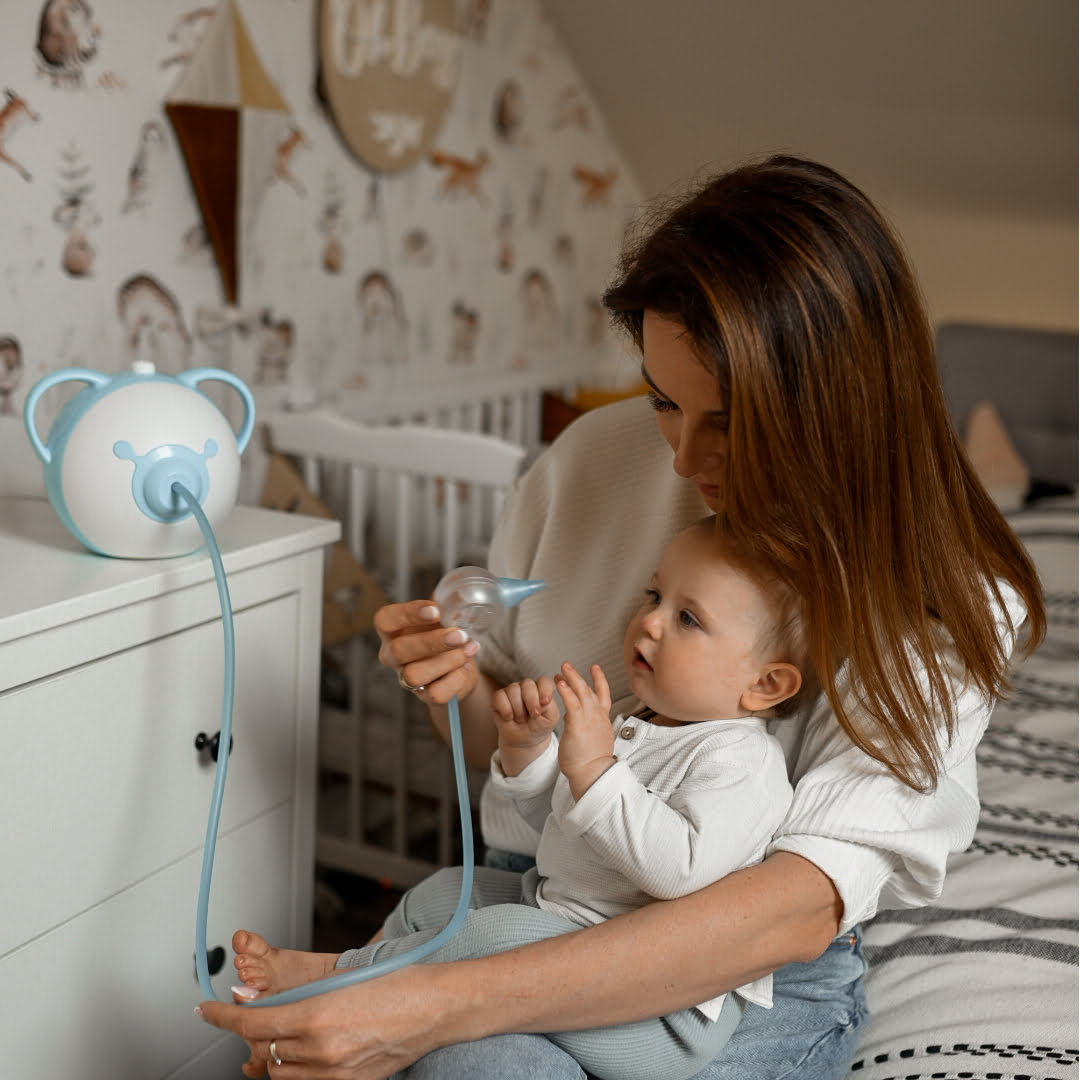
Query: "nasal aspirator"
24 361 255 999
23 362 254 558
434 565 545 634
22 363 544 1011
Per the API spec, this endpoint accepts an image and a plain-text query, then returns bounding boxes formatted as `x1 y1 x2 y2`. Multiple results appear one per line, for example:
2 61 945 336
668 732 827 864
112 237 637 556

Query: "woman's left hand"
196 974 437 1080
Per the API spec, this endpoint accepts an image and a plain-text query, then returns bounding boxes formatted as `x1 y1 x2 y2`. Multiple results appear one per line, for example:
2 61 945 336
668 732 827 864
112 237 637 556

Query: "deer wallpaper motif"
0 0 643 485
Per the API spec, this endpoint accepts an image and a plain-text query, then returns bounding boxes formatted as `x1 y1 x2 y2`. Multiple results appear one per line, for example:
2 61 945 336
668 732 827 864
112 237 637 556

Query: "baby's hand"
553 662 616 799
492 676 559 755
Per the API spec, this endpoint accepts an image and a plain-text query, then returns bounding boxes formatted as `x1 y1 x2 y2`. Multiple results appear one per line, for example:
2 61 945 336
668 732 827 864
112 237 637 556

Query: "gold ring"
397 669 425 694
269 1039 283 1066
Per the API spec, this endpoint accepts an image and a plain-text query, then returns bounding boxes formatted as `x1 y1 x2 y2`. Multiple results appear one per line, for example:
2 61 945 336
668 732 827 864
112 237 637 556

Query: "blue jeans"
397 925 868 1080
689 926 867 1079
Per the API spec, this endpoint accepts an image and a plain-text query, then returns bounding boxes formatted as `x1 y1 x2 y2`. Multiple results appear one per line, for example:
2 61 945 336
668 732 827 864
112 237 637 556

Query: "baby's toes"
234 959 271 991
233 928 272 959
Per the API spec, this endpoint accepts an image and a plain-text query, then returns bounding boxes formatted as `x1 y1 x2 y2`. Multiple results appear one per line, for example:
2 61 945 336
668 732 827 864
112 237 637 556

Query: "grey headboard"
936 322 1078 489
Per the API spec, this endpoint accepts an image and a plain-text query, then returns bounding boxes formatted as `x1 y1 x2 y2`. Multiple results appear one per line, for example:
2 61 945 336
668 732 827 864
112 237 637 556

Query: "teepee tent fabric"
165 0 294 303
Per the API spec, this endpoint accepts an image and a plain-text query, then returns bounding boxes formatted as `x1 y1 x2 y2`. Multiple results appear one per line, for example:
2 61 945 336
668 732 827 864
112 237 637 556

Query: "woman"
198 155 1045 1079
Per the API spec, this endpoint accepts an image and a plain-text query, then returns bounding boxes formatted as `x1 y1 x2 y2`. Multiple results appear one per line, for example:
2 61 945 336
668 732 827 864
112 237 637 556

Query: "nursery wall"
0 0 644 497
885 203 1078 334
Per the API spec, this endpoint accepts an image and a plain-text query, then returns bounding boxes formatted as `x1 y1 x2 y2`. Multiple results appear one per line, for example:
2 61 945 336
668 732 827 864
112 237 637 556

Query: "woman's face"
641 310 729 511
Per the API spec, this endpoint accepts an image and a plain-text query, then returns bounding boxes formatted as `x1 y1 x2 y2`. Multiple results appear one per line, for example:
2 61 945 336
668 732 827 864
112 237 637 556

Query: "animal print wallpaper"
0 0 643 487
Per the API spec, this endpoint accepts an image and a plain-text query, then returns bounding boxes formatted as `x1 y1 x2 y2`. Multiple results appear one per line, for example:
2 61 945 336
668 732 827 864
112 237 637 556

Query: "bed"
846 323 1079 1080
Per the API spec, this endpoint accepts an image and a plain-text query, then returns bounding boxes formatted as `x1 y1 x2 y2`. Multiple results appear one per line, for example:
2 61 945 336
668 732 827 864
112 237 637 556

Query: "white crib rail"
264 397 536 887
333 369 579 449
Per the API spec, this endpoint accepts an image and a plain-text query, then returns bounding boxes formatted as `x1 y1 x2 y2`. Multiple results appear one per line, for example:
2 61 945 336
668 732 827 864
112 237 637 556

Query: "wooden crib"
263 371 577 888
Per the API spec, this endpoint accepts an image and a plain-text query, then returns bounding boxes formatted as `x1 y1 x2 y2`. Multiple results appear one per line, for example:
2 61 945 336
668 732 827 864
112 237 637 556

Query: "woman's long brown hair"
604 154 1046 791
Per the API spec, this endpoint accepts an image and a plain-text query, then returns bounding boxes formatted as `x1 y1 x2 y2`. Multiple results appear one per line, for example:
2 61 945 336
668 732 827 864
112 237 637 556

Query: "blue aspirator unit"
23 363 544 1008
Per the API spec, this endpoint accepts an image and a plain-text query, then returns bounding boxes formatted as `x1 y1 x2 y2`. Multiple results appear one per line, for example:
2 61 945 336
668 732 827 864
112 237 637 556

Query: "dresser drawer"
165 1034 252 1080
1 805 296 1080
0 593 300 956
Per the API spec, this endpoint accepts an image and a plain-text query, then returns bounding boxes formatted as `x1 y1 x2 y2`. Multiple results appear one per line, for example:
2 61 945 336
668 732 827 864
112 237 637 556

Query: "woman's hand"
197 969 453 1080
553 662 616 799
492 675 559 775
374 599 480 706
374 598 501 769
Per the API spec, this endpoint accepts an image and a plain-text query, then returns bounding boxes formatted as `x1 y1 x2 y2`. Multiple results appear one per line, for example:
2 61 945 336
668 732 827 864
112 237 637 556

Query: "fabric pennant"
165 0 293 303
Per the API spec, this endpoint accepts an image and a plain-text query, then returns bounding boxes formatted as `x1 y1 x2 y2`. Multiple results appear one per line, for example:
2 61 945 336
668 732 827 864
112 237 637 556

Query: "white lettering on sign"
327 0 461 90
370 112 424 157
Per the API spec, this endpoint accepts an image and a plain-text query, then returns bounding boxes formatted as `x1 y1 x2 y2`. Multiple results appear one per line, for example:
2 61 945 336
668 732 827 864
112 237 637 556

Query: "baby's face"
622 526 773 723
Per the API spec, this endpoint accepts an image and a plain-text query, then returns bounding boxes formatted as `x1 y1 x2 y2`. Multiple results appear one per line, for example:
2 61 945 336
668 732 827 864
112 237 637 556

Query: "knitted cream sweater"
477 394 1025 931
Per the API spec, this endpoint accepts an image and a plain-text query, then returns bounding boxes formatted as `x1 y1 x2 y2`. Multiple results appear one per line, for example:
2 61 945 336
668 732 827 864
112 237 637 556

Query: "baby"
232 515 808 1080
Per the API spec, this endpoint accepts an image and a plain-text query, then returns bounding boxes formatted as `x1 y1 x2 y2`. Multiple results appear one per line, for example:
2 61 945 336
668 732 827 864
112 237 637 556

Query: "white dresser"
0 496 339 1079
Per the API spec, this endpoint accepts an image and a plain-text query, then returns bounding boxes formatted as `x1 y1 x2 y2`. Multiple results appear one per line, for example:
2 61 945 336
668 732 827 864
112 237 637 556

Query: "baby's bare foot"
232 929 339 995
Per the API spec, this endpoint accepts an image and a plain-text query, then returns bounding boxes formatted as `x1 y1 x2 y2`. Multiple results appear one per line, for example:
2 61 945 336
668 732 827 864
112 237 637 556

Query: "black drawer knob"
194 730 234 762
195 945 227 979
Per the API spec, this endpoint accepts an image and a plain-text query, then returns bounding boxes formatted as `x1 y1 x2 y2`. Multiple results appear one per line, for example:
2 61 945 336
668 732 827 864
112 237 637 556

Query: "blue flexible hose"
172 482 237 1001
175 482 476 1007
248 694 474 1008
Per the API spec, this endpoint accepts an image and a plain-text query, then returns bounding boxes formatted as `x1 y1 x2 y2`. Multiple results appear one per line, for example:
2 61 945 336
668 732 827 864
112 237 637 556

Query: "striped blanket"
848 498 1079 1080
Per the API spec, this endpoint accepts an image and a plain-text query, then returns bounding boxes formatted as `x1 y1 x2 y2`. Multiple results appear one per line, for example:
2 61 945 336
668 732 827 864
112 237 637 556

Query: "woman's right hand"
374 599 481 706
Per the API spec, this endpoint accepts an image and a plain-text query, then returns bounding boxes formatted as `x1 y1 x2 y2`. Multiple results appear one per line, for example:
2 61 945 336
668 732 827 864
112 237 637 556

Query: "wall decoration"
317 171 347 274
272 126 310 196
460 0 491 44
519 268 558 354
97 69 126 92
496 211 514 272
0 0 643 472
161 7 217 70
193 303 264 344
253 312 295 384
553 86 590 131
179 221 214 265
449 300 479 365
572 164 618 207
401 227 435 266
116 273 192 373
357 270 408 369
0 89 40 181
34 0 100 87
527 165 548 226
121 120 167 215
429 147 489 201
0 335 23 417
318 0 462 174
53 141 99 277
493 79 525 142
165 0 300 304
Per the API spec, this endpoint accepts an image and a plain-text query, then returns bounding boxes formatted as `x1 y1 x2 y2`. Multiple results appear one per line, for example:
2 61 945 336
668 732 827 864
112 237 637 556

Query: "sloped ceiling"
541 0 1077 220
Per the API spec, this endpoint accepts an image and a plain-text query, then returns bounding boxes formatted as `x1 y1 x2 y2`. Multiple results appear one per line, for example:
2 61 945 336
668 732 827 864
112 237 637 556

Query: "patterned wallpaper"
0 0 643 456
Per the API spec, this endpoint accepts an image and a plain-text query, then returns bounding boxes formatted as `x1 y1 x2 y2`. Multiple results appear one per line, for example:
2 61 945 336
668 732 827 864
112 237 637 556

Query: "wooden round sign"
319 0 461 174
